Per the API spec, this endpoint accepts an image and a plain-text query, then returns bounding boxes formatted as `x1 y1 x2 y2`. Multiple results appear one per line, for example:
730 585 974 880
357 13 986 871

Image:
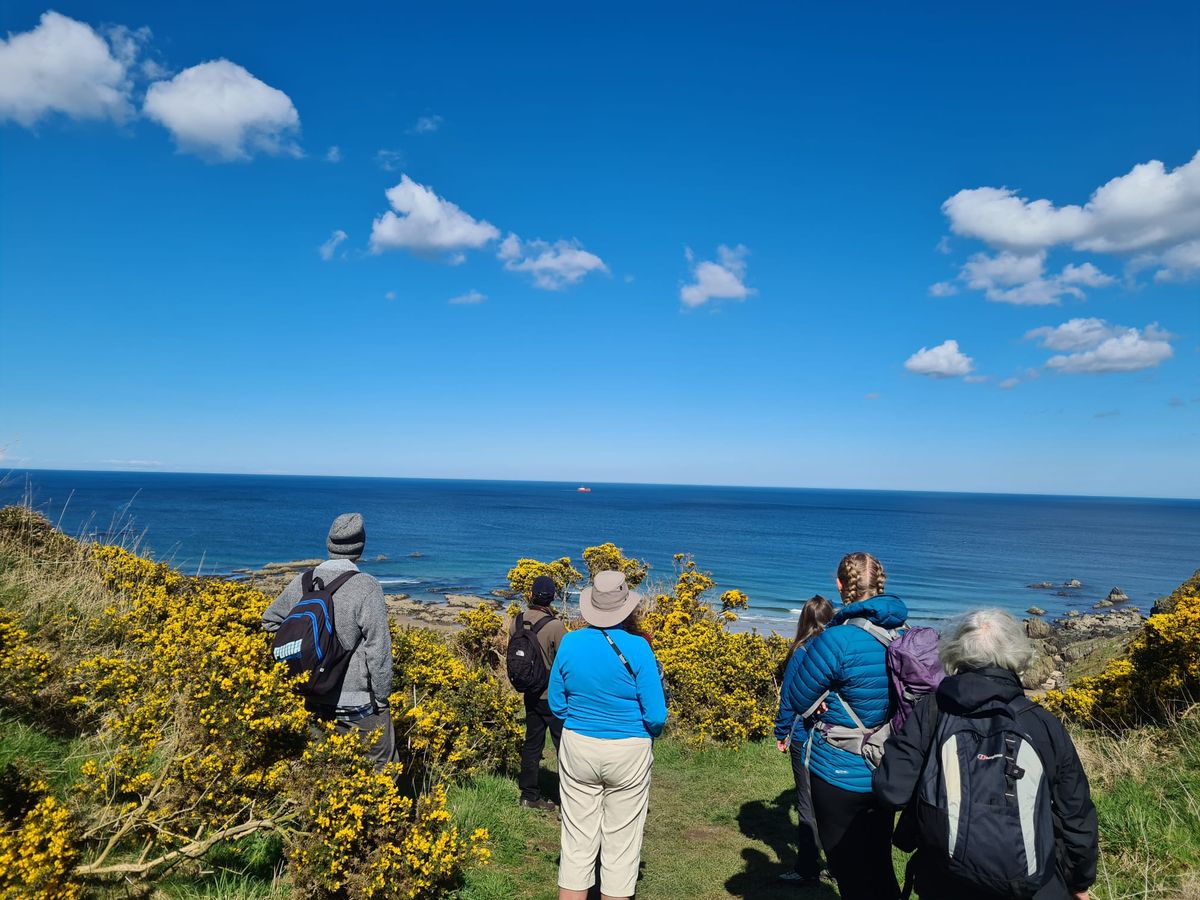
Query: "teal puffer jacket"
785 595 909 793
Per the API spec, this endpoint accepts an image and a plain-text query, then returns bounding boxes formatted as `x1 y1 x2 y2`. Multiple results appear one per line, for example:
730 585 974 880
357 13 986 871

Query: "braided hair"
836 552 886 604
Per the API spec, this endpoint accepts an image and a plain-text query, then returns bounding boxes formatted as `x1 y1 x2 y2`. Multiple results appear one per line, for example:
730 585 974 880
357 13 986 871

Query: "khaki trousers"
557 728 654 897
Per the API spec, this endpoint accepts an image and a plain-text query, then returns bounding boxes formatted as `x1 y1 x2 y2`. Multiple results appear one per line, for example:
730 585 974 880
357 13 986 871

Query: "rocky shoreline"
1021 605 1144 691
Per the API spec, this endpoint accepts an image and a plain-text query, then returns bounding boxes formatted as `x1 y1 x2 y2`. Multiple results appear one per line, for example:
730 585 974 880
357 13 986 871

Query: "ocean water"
3 469 1198 634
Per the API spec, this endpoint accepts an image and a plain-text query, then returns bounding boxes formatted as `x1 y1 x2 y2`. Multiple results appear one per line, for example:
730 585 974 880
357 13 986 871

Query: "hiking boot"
519 798 557 812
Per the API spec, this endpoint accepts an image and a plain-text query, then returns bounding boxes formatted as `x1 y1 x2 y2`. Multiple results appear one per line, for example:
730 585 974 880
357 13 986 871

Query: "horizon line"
4 465 1198 504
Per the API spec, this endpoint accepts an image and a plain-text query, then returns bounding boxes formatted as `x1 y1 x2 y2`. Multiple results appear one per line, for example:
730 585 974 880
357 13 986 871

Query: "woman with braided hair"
785 552 907 900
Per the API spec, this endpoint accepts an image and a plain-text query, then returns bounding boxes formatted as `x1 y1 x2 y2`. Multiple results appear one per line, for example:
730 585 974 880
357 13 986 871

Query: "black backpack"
911 697 1057 898
506 612 553 695
270 569 360 698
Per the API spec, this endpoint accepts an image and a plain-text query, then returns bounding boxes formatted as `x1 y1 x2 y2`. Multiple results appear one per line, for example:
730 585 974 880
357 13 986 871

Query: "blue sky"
1 2 1197 497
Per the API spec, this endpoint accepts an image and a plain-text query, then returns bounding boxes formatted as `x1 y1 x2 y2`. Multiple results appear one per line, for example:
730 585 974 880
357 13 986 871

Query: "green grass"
452 726 1200 900
0 713 91 793
1075 717 1200 899
449 736 907 900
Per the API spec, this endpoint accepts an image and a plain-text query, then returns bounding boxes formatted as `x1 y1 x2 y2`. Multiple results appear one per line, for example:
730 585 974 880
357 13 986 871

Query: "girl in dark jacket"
872 609 1098 900
773 594 835 884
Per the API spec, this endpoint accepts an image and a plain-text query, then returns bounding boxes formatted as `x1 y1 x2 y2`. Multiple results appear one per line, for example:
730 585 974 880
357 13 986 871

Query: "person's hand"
1070 892 1088 900
776 740 789 753
818 701 829 715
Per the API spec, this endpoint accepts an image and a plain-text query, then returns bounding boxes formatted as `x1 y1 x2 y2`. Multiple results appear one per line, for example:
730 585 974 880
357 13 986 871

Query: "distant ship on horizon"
576 486 592 493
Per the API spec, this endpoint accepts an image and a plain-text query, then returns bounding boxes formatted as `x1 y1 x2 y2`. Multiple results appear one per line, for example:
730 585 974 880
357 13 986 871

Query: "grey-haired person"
873 609 1098 900
262 513 396 769
548 570 668 900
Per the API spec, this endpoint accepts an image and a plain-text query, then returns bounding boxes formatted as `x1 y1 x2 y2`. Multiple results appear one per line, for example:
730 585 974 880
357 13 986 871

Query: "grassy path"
449 736 897 900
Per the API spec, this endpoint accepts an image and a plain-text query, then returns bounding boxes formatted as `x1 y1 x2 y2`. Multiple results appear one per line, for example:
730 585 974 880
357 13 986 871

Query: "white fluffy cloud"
956 250 1116 306
143 60 300 161
680 245 754 307
369 176 500 257
928 281 958 297
1026 318 1174 374
0 11 136 126
497 234 608 290
448 290 486 305
318 229 347 261
904 339 975 378
943 151 1200 282
325 145 341 163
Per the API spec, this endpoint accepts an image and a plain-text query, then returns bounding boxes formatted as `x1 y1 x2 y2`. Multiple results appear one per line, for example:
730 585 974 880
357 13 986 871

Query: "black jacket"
872 668 1099 900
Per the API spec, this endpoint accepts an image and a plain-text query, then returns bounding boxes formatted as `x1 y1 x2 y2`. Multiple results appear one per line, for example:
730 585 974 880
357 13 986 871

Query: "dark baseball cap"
531 575 557 602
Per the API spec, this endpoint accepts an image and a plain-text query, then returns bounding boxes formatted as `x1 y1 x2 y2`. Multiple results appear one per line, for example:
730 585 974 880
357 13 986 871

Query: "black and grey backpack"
911 697 1057 898
907 700 1060 897
270 569 359 697
506 612 553 695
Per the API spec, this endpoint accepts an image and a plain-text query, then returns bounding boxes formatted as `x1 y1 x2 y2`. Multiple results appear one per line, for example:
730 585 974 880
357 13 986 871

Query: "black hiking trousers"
810 774 899 900
519 693 564 802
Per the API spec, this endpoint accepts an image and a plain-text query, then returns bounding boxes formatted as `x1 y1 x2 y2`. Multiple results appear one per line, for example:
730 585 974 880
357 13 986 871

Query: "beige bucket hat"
579 570 643 628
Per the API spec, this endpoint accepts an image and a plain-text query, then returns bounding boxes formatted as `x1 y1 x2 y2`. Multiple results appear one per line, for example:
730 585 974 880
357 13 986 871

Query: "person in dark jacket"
873 608 1098 900
509 574 568 811
773 594 834 885
785 552 905 900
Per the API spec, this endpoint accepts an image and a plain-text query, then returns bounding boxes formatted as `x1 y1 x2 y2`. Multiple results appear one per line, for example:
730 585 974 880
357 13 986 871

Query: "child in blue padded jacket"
774 594 835 885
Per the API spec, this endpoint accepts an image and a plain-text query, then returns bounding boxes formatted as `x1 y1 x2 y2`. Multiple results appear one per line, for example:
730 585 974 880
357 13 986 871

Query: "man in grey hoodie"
262 513 396 768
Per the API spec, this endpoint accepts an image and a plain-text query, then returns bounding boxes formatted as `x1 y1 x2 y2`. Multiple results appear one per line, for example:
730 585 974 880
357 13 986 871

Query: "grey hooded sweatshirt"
262 559 393 710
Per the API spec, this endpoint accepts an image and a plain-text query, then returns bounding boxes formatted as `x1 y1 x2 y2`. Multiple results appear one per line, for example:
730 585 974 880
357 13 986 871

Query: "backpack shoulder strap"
527 612 554 636
514 612 525 632
1007 696 1038 717
301 569 316 594
324 570 360 594
847 617 899 646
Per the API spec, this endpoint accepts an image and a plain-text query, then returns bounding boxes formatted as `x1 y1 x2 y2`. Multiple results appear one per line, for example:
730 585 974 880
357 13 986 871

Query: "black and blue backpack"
910 697 1057 898
270 569 359 697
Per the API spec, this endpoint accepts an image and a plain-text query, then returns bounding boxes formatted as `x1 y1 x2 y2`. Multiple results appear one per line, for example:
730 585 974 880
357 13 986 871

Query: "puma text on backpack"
506 612 553 695
270 569 359 698
913 698 1057 898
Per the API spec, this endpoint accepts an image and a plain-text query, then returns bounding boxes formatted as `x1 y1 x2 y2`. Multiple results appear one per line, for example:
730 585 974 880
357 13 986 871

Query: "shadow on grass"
724 791 837 899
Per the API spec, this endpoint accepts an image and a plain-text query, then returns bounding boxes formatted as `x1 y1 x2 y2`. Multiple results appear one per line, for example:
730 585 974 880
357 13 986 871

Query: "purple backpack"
885 626 944 731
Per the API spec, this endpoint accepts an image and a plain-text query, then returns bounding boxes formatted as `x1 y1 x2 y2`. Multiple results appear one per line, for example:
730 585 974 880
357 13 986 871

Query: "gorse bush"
582 542 649 587
0 765 81 900
1043 569 1200 727
289 730 488 900
392 625 522 785
505 557 582 602
0 507 493 898
642 556 789 745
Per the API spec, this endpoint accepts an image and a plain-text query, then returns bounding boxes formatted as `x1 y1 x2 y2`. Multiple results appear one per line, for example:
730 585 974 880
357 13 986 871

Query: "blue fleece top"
774 643 814 744
785 595 908 793
548 627 668 740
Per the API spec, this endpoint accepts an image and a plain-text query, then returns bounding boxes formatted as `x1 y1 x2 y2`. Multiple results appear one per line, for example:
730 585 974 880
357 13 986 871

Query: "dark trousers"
519 693 564 801
789 743 823 877
810 774 899 900
309 708 398 771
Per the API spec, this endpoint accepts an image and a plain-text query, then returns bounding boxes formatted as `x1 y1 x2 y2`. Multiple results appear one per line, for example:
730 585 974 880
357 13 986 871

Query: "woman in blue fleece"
785 552 906 900
774 594 834 885
549 570 668 900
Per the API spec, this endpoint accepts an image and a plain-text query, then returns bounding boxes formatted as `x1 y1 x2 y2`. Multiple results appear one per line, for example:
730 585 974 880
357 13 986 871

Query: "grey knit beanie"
327 513 366 560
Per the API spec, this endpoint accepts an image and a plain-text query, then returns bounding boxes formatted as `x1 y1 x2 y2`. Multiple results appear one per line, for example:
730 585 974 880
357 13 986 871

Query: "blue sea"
3 470 1198 633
